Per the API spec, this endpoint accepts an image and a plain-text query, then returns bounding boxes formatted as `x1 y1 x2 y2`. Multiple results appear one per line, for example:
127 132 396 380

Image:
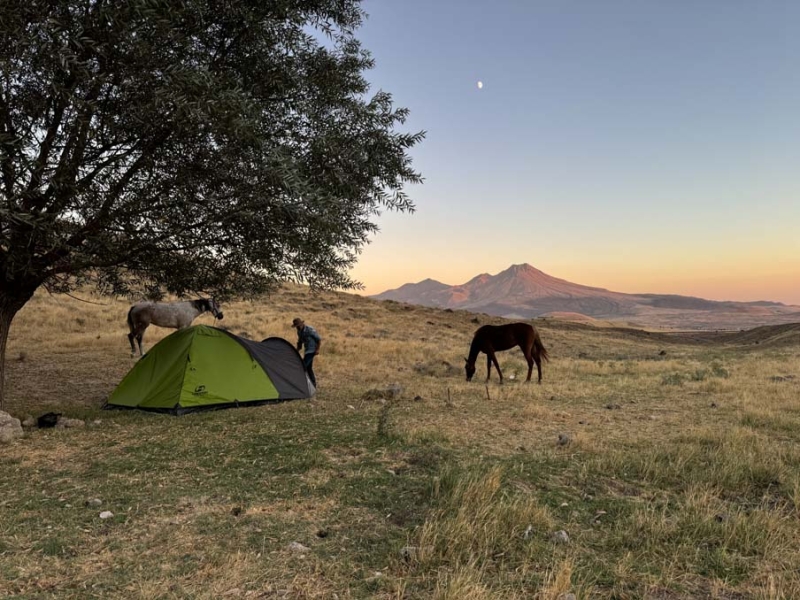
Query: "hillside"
374 263 800 330
2 286 800 598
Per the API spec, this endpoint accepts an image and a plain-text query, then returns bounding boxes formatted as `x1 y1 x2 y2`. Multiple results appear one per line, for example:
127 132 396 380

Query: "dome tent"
105 325 314 414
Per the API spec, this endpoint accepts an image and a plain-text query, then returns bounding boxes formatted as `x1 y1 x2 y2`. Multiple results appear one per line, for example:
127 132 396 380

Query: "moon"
477 81 483 89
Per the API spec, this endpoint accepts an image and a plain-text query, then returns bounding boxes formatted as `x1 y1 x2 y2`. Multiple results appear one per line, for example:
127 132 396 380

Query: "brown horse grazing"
465 323 549 384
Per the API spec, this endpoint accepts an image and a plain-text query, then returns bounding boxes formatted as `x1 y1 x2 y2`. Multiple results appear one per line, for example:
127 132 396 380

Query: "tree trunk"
0 290 36 410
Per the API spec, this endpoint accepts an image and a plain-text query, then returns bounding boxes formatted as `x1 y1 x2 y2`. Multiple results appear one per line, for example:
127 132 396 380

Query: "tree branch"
0 89 19 204
22 87 72 209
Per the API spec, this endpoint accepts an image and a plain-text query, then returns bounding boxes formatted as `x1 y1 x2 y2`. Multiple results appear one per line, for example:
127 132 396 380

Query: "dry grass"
1 286 800 598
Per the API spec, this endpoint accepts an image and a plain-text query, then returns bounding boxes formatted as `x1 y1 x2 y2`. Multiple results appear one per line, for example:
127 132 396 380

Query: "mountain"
372 264 800 330
374 278 452 306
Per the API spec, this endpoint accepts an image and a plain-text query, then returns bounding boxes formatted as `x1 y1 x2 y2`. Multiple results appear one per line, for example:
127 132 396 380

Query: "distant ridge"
372 263 799 330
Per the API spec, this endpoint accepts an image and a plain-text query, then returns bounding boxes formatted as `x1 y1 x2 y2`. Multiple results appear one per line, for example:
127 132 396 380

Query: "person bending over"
292 317 321 387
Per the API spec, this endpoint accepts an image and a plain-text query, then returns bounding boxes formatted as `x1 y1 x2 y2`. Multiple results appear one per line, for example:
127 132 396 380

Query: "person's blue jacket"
297 325 321 355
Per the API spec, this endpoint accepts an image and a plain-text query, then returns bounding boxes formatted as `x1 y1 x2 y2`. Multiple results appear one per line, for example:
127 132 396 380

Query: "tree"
0 0 424 407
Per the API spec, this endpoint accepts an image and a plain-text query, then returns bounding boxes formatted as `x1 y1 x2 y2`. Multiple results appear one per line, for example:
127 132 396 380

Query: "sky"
346 1 800 305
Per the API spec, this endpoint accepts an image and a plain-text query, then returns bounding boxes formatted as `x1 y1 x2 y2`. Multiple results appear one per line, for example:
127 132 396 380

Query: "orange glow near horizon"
350 253 800 306
347 189 800 306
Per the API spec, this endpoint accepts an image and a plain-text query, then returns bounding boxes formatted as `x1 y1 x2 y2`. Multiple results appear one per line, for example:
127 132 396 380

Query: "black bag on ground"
37 412 61 428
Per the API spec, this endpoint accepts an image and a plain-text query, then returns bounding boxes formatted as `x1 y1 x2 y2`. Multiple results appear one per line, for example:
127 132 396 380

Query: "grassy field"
1 286 799 599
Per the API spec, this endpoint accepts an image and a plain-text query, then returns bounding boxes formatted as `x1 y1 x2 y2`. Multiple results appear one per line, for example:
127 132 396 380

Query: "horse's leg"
485 354 492 381
128 332 137 357
136 328 145 356
523 347 534 382
534 352 543 384
490 351 503 384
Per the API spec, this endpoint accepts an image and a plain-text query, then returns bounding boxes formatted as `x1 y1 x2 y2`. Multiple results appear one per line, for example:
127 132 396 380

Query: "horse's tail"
533 330 549 362
126 305 135 333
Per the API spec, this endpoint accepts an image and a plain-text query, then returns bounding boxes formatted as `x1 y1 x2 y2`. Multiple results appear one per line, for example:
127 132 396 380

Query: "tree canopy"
0 0 423 406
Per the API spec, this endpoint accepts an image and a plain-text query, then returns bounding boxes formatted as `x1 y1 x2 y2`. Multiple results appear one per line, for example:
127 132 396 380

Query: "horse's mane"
191 298 210 311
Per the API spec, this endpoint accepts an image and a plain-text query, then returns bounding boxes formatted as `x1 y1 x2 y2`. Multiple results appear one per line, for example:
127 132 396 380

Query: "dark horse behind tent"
465 323 549 384
127 298 223 357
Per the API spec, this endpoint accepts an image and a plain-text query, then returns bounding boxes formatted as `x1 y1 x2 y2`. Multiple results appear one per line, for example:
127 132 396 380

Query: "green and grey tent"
105 325 314 414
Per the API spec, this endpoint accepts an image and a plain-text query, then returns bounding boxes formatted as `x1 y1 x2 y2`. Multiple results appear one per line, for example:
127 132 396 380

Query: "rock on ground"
361 383 404 401
287 541 310 553
0 411 23 444
550 530 570 544
56 417 85 428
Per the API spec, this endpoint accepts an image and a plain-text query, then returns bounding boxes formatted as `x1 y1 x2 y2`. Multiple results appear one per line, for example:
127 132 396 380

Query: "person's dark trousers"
303 353 317 387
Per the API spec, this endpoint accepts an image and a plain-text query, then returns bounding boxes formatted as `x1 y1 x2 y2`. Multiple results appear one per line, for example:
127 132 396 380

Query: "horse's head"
464 357 476 382
208 298 224 320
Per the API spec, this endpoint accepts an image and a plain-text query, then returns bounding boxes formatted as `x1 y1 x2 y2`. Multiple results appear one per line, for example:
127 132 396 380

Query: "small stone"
710 402 718 408
605 403 621 410
658 350 667 356
413 395 423 402
557 593 577 600
99 511 114 519
386 383 404 399
523 525 534 540
231 506 243 516
85 498 102 507
550 530 569 544
557 433 571 446
316 529 329 538
287 541 310 553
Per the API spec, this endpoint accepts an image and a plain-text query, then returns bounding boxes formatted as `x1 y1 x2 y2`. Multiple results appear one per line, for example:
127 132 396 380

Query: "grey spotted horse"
126 298 223 357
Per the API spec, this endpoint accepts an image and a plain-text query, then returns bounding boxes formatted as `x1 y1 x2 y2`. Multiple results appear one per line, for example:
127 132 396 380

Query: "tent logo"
193 385 207 396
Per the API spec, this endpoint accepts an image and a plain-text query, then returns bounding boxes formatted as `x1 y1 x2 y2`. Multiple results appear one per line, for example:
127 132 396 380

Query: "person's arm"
311 330 321 354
